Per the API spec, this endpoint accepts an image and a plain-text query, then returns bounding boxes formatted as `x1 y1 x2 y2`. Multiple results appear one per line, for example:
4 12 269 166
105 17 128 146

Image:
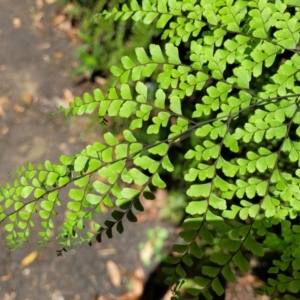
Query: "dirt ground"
0 1 175 300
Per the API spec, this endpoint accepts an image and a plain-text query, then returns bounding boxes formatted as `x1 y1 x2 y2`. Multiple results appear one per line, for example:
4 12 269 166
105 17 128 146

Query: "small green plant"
160 192 188 226
62 0 159 79
139 227 169 266
2 0 300 299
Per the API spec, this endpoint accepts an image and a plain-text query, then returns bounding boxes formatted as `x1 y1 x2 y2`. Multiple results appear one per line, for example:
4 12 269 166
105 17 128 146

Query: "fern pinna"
1 0 300 299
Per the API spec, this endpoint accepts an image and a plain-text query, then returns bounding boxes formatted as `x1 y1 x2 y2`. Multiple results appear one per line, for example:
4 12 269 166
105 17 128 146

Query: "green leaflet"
233 250 250 273
74 156 89 172
21 186 34 199
170 96 182 115
202 266 220 277
165 43 181 64
135 47 150 64
86 194 101 205
128 168 148 185
186 201 208 215
121 56 135 69
244 235 264 257
212 278 225 296
121 188 140 199
187 183 211 197
221 264 236 282
149 44 165 63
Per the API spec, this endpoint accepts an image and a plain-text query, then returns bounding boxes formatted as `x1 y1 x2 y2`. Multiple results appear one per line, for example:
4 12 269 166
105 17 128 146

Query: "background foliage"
2 0 300 299
60 0 160 79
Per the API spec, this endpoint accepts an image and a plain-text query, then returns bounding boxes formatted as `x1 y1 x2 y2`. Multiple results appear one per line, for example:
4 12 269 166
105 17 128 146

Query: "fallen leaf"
94 76 106 85
61 3 75 14
107 260 121 287
13 103 25 113
12 18 21 28
68 137 76 144
117 291 140 300
52 15 78 40
63 88 74 102
22 92 34 104
139 240 154 264
239 274 265 289
36 0 43 9
37 42 51 50
58 143 67 152
98 248 117 257
0 97 8 116
133 266 145 281
22 268 31 276
100 201 109 213
2 293 16 300
33 12 44 30
156 188 168 201
33 12 43 23
130 274 143 296
117 266 145 300
51 14 66 27
1 126 9 135
54 51 64 59
1 272 12 282
136 214 148 223
44 0 57 4
42 54 50 62
57 21 72 33
20 250 38 267
54 89 74 108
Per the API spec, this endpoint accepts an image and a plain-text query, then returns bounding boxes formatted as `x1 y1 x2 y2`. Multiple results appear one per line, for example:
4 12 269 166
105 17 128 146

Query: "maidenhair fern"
2 0 300 299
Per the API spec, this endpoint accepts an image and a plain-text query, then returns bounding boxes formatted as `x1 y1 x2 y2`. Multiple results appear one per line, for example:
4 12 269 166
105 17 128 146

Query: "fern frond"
2 0 300 299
